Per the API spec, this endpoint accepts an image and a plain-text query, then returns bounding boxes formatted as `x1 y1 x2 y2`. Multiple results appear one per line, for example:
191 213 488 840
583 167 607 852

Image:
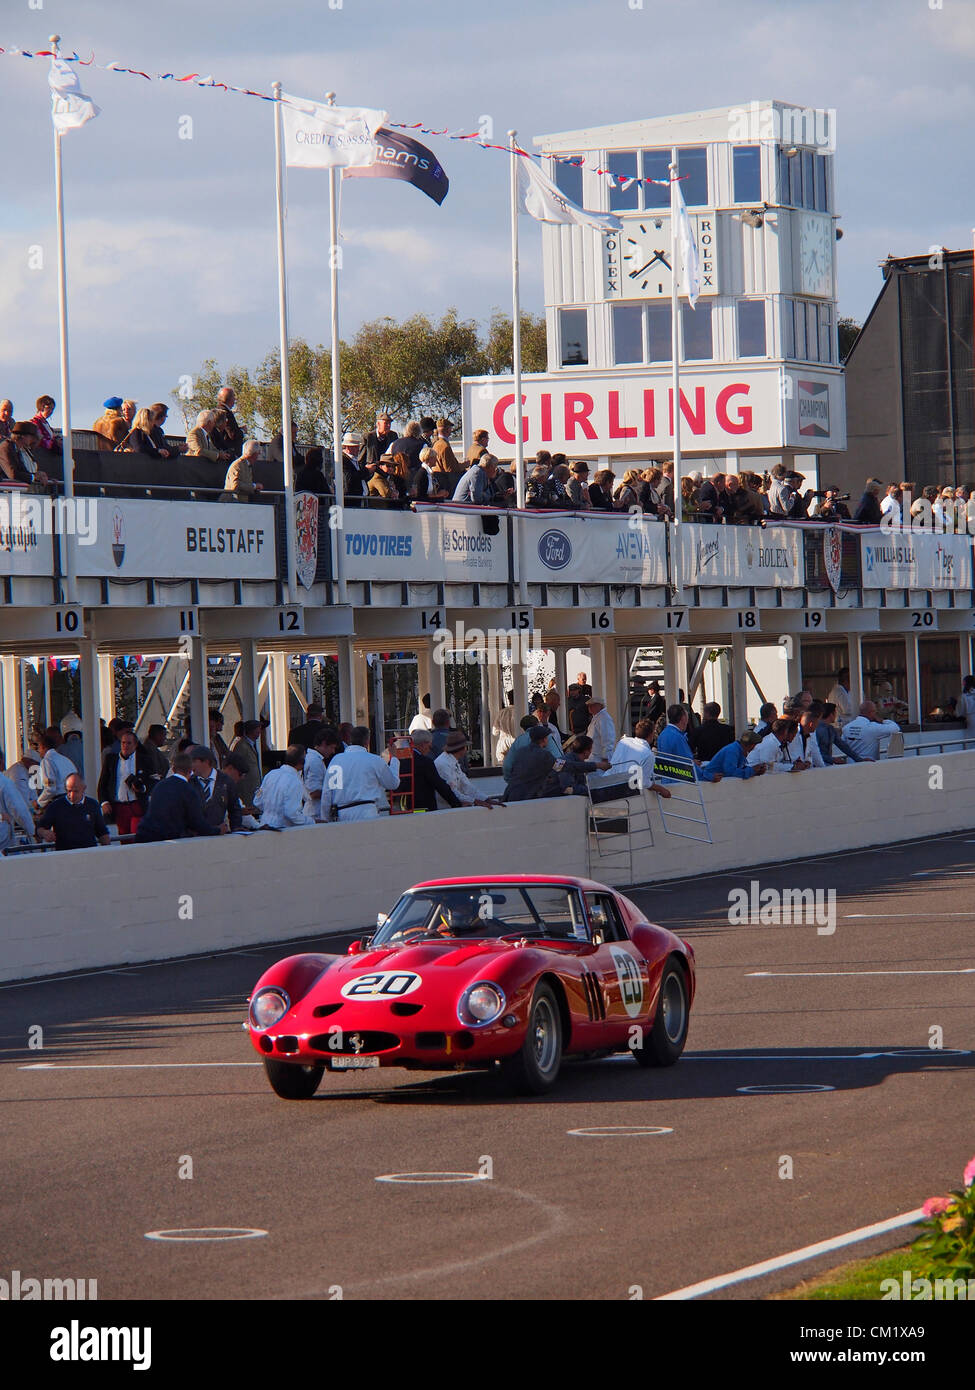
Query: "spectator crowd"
4 389 973 530
0 663 923 856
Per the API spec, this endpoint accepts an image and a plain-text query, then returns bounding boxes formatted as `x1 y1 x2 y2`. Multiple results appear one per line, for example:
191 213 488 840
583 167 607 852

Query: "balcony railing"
2 487 974 598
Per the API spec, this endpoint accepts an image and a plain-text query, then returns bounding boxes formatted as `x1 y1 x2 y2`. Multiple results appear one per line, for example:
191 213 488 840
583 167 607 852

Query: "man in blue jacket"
656 705 722 782
703 729 768 780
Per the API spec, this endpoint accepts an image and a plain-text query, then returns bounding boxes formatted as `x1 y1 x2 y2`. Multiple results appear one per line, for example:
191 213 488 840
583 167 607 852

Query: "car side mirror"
347 940 364 956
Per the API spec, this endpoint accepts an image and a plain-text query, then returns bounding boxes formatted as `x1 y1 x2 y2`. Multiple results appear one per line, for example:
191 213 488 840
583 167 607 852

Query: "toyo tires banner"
340 508 508 583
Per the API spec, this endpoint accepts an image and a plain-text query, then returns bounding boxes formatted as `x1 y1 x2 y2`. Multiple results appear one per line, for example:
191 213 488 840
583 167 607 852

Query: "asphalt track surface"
2 831 973 1303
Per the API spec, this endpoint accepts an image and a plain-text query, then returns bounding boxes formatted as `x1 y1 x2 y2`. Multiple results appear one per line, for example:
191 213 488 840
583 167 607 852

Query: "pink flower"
964 1156 975 1189
923 1196 954 1218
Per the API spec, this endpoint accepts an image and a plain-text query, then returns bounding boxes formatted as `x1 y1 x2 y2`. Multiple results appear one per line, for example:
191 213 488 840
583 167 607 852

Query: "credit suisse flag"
49 58 99 133
281 96 388 169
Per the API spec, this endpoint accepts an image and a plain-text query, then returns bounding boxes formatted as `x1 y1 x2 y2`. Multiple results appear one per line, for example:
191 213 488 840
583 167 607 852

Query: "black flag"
344 128 448 205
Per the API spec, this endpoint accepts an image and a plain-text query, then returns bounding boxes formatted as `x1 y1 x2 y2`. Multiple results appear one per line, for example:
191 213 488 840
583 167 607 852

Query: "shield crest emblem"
295 492 319 590
824 526 843 593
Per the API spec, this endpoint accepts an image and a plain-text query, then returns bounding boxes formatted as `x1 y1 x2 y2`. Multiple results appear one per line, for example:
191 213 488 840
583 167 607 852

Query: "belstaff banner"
71 500 277 580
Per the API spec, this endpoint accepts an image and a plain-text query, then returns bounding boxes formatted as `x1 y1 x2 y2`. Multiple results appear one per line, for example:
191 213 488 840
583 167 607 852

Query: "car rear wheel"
634 959 688 1068
500 983 562 1095
263 1058 325 1099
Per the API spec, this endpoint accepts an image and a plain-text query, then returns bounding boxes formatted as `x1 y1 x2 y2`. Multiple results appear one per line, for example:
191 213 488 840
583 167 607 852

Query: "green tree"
174 308 548 443
482 309 548 375
838 316 861 362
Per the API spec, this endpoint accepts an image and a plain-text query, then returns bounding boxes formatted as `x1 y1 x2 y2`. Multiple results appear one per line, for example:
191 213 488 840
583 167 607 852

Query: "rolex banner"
680 522 804 588
344 128 449 205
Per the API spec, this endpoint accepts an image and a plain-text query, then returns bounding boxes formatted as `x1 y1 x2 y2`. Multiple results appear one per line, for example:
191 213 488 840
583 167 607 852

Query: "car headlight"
459 981 506 1027
249 987 290 1030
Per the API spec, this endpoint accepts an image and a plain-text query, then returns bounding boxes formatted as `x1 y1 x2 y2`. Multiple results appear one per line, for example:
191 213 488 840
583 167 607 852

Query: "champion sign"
537 529 572 570
798 379 830 438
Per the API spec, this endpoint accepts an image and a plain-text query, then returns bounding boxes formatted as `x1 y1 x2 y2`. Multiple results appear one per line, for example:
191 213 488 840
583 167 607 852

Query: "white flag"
519 157 622 232
673 177 701 308
49 57 99 133
281 96 388 169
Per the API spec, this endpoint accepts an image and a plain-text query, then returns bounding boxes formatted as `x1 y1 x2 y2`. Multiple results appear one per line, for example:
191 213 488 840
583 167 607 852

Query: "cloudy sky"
1 0 973 428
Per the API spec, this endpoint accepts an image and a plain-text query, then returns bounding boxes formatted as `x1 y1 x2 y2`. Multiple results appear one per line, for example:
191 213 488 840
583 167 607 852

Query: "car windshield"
373 885 587 945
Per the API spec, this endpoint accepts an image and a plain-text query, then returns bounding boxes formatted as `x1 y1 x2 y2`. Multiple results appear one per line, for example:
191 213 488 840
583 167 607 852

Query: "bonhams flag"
673 176 701 308
518 157 621 233
344 128 448 205
281 96 387 169
295 492 320 590
49 57 99 132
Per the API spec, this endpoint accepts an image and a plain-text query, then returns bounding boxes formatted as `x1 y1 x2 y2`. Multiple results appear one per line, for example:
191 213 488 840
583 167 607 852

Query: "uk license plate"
330 1055 380 1069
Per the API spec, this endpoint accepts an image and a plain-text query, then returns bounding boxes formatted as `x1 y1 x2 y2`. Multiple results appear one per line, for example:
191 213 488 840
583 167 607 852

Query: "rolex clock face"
618 219 674 298
799 212 834 298
604 215 717 299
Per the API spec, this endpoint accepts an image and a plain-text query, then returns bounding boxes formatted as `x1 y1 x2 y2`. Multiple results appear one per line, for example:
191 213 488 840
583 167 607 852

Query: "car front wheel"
634 959 688 1067
263 1058 324 1099
500 983 563 1095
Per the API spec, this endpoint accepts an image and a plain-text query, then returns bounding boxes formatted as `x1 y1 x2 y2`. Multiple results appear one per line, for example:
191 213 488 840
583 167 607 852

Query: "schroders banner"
341 509 508 583
520 511 668 586
680 522 804 587
72 500 277 580
860 532 973 589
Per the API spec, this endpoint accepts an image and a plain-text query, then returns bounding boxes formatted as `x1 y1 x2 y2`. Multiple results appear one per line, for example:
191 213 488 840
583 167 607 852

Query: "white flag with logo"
281 95 388 169
673 177 701 308
518 157 622 232
49 57 99 133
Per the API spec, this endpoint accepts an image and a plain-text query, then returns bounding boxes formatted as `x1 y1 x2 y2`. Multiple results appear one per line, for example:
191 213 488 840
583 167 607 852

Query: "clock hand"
628 260 655 279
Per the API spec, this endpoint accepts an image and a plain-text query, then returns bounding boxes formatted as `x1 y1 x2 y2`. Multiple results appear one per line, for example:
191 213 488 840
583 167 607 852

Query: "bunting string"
0 41 685 195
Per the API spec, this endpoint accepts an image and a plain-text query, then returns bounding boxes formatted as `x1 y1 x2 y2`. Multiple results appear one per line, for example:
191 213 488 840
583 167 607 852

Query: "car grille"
308 1031 400 1054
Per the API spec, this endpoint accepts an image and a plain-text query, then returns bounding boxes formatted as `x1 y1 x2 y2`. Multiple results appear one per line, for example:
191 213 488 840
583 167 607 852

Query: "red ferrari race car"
246 875 695 1099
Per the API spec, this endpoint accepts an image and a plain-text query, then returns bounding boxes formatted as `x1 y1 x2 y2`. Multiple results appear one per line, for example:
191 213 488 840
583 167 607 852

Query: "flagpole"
326 92 347 606
272 81 299 605
508 130 526 511
50 34 76 605
670 147 684 606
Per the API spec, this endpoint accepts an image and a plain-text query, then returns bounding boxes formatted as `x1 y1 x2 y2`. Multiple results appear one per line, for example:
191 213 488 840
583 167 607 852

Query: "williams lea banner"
680 522 804 588
72 500 277 580
860 532 973 589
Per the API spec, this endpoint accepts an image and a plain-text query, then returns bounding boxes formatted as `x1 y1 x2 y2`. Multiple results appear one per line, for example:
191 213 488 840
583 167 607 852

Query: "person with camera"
812 487 851 520
97 727 157 837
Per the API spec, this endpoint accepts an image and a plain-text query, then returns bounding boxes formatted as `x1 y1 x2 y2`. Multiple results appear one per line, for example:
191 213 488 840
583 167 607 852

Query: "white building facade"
462 100 845 471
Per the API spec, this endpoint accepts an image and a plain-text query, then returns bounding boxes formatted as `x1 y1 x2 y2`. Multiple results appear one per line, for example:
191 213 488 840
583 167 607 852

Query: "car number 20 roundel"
340 971 423 1001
